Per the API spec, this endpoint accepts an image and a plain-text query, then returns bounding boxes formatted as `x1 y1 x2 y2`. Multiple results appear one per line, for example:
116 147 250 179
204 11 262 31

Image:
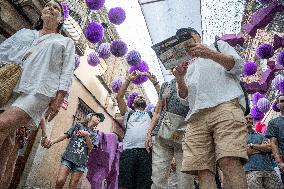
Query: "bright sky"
104 0 164 105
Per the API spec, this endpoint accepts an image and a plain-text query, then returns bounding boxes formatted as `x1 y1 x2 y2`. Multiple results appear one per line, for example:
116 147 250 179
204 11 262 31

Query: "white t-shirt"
123 110 152 150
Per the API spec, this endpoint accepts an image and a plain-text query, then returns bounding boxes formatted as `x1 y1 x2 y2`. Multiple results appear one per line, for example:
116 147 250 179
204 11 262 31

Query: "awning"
63 15 83 43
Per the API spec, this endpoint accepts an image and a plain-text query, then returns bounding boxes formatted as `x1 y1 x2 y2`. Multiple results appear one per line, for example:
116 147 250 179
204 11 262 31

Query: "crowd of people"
1 0 284 189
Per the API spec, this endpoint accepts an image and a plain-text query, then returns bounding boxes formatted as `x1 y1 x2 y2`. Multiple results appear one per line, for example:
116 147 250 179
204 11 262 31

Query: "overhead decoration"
85 0 105 10
256 44 274 59
74 54 80 70
257 97 271 113
98 43 111 59
87 52 100 67
108 7 126 25
215 33 244 47
127 92 140 109
61 2 69 20
241 2 283 38
126 50 141 66
272 74 284 90
253 92 264 105
276 51 284 66
272 101 280 112
110 39 128 57
146 103 154 112
243 61 257 76
251 106 265 121
279 79 284 93
273 34 284 50
129 61 149 85
256 0 273 5
85 21 104 44
111 79 123 93
244 63 283 94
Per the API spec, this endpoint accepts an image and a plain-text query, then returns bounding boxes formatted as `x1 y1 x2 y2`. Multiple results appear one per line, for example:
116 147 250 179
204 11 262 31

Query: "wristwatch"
249 143 254 149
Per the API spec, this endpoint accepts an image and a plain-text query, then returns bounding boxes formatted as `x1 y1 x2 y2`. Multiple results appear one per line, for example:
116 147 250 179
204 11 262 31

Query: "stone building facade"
0 0 148 188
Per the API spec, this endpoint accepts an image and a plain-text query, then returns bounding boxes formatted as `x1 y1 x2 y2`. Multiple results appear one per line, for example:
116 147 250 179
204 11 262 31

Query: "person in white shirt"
0 0 75 185
175 28 247 189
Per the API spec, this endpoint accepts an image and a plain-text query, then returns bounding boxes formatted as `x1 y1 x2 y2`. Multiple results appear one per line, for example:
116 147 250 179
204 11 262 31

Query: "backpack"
125 110 153 131
214 41 250 116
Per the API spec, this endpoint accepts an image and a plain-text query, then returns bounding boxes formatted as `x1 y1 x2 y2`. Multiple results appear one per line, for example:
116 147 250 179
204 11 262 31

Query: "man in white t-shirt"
116 71 159 189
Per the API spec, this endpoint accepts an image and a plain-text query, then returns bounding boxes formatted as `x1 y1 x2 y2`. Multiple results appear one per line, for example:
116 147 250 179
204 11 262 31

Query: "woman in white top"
0 0 75 185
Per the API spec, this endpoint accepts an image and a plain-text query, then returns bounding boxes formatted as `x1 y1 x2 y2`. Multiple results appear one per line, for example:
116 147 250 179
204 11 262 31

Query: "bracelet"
126 78 131 82
153 81 159 86
41 136 47 140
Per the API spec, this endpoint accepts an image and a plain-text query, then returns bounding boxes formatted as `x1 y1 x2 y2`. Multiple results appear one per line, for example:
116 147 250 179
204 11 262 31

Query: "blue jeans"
61 158 85 173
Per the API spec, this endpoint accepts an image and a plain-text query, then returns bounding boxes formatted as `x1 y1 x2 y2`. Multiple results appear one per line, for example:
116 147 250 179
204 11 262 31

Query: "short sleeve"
159 82 168 100
216 40 243 76
267 120 278 138
64 124 79 139
90 132 99 146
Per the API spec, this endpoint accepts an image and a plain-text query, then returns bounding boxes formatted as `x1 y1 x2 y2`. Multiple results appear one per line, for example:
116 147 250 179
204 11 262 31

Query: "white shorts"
1 93 51 127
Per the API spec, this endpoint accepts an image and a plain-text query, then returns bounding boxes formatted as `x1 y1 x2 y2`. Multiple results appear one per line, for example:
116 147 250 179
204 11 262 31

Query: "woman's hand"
41 138 53 149
76 130 90 137
45 91 65 122
145 132 153 153
127 70 139 81
184 42 214 59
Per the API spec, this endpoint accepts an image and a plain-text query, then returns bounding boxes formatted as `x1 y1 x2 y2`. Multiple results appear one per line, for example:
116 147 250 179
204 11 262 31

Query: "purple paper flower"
129 61 149 85
85 0 105 10
61 2 69 20
75 54 80 70
85 21 104 44
257 0 273 5
127 92 140 109
110 39 128 57
243 61 257 76
276 51 284 66
146 103 154 112
272 101 280 112
253 92 264 105
98 43 111 59
87 52 100 67
251 106 265 121
108 7 126 25
257 97 271 113
272 74 284 90
256 44 274 59
279 80 284 93
111 79 123 93
126 50 141 66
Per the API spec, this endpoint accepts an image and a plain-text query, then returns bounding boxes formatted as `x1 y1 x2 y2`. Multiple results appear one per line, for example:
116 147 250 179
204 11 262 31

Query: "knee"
69 180 80 189
56 178 66 187
218 157 242 171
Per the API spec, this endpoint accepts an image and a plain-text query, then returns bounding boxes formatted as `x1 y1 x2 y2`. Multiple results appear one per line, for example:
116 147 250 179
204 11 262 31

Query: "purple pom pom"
98 43 111 59
85 21 104 44
111 79 123 93
126 50 141 66
127 92 140 109
75 54 80 70
256 44 274 59
85 0 105 10
272 101 280 112
243 61 257 76
108 7 126 25
272 75 284 90
61 2 69 20
146 103 154 112
276 51 284 66
110 40 128 57
253 92 264 105
257 97 271 113
257 0 273 4
279 80 284 93
87 52 100 67
129 61 149 85
251 106 265 121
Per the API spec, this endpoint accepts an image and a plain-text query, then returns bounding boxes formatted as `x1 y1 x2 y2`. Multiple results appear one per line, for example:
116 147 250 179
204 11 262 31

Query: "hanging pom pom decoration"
61 2 69 20
98 43 111 59
279 80 284 93
252 92 264 105
85 0 105 10
108 7 126 25
110 39 128 57
129 61 149 85
111 79 123 93
74 54 80 70
87 52 100 67
276 51 284 66
146 103 154 112
257 97 270 113
126 50 141 66
251 106 265 121
127 92 139 109
85 21 104 44
272 101 280 112
243 61 257 76
272 75 284 90
256 44 274 59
